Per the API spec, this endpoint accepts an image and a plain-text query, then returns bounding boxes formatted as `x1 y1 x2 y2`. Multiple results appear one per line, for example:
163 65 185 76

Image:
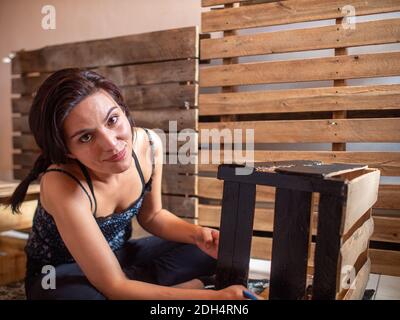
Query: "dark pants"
25 236 217 300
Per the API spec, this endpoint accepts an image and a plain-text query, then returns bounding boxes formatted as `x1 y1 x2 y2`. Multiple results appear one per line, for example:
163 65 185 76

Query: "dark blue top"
25 129 155 278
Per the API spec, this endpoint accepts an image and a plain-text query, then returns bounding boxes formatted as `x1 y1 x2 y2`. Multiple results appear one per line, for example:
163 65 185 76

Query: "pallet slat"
198 176 400 210
202 0 400 32
199 204 400 243
199 118 400 143
162 195 198 218
12 59 198 95
132 108 198 132
198 150 400 177
201 18 400 59
200 52 400 87
199 84 400 116
12 27 199 74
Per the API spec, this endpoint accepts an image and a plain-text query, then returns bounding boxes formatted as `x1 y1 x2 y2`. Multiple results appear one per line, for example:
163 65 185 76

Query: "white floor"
248 258 400 300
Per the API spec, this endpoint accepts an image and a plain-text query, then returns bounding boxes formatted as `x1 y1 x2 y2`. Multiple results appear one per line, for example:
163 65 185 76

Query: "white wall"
0 0 201 180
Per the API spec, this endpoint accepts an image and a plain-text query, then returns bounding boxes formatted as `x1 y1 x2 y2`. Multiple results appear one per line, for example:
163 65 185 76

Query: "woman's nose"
97 128 118 151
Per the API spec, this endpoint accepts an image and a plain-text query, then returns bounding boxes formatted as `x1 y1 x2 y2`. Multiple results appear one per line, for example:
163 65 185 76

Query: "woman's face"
63 89 133 175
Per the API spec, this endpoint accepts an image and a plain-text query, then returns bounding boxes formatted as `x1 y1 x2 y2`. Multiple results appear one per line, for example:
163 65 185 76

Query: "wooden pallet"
198 0 400 277
11 27 200 221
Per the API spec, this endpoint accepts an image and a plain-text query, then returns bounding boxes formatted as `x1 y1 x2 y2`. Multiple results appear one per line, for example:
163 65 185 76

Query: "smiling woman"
6 68 249 300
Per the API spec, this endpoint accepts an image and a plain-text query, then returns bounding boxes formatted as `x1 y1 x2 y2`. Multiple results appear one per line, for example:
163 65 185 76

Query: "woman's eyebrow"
69 106 119 139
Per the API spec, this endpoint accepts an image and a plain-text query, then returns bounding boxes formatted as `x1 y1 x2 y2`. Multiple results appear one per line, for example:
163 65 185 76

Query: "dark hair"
8 68 134 213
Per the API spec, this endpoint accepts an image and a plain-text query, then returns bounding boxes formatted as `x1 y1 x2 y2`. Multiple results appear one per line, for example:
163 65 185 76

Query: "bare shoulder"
40 162 91 216
133 127 163 157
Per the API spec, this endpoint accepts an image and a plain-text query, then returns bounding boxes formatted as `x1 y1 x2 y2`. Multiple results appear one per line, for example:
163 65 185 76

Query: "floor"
248 258 400 300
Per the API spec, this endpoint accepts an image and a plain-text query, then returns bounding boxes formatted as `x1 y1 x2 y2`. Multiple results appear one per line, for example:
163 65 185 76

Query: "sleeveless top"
25 128 155 278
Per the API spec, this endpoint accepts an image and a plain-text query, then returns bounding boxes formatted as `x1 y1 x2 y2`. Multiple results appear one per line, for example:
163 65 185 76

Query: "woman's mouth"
104 146 127 162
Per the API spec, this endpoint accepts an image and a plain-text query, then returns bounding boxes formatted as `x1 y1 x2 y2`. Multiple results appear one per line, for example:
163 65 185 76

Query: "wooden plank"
12 59 198 95
202 0 277 7
201 18 400 59
123 83 197 109
162 172 197 196
332 16 348 153
199 118 400 143
131 108 197 132
162 195 198 218
199 84 400 116
0 200 37 232
200 52 400 87
12 27 199 74
199 204 275 232
375 185 400 210
370 248 400 276
249 236 398 278
202 0 400 32
198 150 400 176
12 97 34 114
12 75 46 96
339 216 374 292
343 169 380 235
372 216 400 243
94 59 198 87
198 177 400 210
251 236 316 266
0 182 40 202
229 182 256 287
198 176 275 201
312 193 345 300
0 243 27 285
269 188 313 300
163 163 197 175
12 116 30 133
342 258 371 300
199 204 400 243
215 181 240 288
13 153 40 167
215 181 257 288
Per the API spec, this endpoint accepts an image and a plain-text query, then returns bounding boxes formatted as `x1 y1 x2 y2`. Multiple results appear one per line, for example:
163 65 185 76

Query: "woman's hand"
215 285 263 300
194 226 219 259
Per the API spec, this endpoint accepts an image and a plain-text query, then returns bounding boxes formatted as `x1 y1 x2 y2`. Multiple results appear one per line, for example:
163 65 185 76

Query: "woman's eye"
79 134 92 143
108 115 119 126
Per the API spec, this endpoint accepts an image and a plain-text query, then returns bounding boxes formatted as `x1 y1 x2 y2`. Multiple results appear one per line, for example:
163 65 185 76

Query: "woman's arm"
137 130 219 257
41 170 245 299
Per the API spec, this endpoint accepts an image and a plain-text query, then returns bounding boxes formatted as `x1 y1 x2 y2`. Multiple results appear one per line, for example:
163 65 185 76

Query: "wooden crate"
215 161 379 300
0 236 28 286
198 0 400 277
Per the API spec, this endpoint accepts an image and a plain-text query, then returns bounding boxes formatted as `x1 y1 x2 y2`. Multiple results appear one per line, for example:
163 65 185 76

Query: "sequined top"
25 129 155 278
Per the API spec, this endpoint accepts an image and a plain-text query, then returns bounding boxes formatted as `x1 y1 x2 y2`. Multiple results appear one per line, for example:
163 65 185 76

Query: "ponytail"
7 154 50 214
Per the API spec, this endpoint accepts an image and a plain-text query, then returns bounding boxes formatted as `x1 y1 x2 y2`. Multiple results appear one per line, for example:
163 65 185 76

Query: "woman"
8 68 248 300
